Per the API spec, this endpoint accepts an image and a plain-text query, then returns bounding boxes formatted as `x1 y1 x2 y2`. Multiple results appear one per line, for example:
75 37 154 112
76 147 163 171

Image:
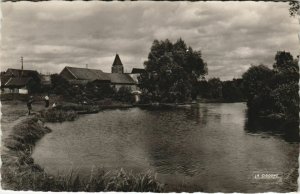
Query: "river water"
32 103 299 192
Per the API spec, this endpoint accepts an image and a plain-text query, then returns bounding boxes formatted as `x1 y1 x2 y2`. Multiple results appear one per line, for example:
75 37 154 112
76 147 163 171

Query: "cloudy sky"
1 1 299 80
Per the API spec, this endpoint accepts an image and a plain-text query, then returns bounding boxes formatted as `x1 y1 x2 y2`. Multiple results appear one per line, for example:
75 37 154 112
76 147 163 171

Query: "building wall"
1 88 28 94
129 74 139 83
111 66 124 74
113 84 137 91
19 88 28 94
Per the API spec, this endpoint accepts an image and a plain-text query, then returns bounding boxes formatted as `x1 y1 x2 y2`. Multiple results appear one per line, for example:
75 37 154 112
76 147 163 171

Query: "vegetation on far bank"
242 51 299 125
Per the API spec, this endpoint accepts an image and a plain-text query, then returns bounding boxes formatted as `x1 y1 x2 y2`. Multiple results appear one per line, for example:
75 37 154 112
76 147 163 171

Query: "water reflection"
244 112 299 143
32 103 299 192
144 122 201 176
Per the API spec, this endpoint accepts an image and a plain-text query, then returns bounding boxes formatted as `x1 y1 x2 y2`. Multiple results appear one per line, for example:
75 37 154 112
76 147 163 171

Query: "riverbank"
1 105 163 191
246 108 299 130
197 98 246 103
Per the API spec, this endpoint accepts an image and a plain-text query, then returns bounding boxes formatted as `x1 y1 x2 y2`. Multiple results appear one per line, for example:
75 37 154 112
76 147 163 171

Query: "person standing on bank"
44 95 50 108
27 96 34 115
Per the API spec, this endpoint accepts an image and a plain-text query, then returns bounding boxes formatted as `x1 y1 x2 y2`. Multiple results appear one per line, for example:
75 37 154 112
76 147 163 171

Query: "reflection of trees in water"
143 109 203 177
244 112 299 143
183 105 221 124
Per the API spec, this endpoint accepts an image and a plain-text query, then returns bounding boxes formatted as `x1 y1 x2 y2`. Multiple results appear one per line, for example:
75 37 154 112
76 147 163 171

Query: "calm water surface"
32 103 299 192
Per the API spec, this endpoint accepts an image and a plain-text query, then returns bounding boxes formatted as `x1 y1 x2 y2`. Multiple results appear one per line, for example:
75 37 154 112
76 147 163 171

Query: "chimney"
21 56 24 70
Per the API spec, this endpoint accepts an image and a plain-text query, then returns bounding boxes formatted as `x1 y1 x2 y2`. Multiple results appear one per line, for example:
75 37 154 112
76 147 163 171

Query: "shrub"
114 86 134 103
40 109 77 122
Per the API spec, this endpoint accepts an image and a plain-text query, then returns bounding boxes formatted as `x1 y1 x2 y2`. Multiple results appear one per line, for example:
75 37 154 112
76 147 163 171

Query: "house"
109 73 137 91
60 54 137 91
1 68 40 94
129 68 146 83
109 54 137 90
59 54 141 102
60 66 111 86
2 77 33 94
131 68 146 74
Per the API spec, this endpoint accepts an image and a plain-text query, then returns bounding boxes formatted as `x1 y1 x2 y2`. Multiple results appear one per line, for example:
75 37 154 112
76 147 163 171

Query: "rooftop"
107 73 136 85
4 77 32 88
64 66 111 81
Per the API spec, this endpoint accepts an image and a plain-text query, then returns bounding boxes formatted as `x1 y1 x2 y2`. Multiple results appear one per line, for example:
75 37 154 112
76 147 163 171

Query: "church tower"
111 54 124 73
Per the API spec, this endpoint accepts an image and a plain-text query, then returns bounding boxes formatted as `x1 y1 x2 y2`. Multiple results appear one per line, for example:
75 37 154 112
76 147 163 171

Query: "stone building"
60 54 136 91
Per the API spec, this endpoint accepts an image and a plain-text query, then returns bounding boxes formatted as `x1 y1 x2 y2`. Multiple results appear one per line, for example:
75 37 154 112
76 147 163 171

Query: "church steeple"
111 54 124 73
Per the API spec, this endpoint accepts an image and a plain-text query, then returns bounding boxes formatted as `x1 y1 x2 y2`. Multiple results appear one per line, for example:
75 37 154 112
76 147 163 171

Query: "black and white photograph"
1 0 299 193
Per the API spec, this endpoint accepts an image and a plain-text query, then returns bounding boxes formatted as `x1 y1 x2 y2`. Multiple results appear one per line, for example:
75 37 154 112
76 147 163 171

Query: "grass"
1 110 164 192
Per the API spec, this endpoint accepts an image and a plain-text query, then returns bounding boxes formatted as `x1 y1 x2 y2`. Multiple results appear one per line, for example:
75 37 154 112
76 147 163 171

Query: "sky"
1 1 299 80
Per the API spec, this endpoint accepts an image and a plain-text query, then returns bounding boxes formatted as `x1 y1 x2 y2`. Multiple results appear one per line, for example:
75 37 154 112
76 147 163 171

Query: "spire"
112 54 123 67
111 54 124 73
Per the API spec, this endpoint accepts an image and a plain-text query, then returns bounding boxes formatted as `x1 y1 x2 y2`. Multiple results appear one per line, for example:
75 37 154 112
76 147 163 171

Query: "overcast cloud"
1 1 299 80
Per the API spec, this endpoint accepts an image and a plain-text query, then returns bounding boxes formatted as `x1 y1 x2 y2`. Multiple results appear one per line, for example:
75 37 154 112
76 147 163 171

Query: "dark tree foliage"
273 51 296 71
197 78 245 102
289 0 300 17
114 86 134 103
197 80 209 98
208 78 223 99
139 38 207 103
51 74 117 102
242 64 274 105
222 79 245 102
50 74 72 96
50 74 85 101
26 72 42 94
242 51 299 123
85 82 115 100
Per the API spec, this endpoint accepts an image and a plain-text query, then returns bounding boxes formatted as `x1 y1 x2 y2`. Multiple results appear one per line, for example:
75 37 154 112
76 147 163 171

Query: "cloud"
1 1 299 79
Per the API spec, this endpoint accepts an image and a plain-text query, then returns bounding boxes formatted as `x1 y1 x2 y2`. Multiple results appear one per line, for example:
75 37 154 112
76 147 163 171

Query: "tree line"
138 39 298 125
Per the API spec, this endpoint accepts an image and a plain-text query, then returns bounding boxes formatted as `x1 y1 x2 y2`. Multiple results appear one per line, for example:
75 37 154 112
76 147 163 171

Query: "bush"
114 87 134 103
40 109 77 122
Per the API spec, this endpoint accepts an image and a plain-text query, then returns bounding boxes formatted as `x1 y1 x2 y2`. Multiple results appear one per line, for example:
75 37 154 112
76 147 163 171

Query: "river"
32 103 299 192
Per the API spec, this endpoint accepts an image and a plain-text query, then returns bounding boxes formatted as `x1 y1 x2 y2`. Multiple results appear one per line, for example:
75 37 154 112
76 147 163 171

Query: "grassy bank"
1 110 163 192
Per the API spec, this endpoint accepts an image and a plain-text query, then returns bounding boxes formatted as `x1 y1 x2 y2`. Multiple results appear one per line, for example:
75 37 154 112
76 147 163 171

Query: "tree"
207 78 223 99
242 64 274 105
85 82 115 100
50 74 71 95
222 79 244 102
139 38 207 103
26 72 42 94
242 51 299 123
114 86 133 103
197 80 209 98
273 51 296 72
289 1 299 17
